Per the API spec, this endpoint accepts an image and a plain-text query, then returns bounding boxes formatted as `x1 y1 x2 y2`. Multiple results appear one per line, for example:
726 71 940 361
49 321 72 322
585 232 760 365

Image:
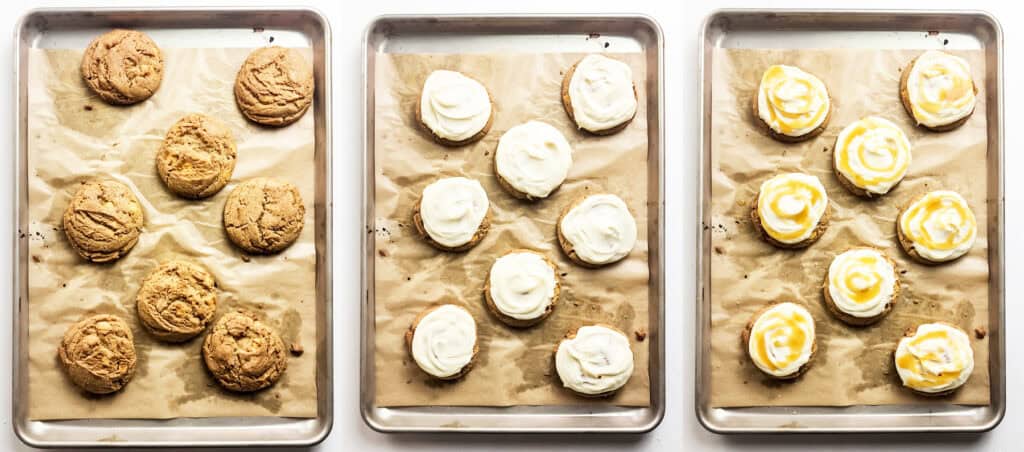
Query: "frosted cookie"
417 70 494 146
751 173 830 249
234 47 314 127
483 250 560 328
754 65 832 142
742 302 816 380
63 179 144 263
833 116 912 198
223 177 305 254
557 194 637 267
81 29 164 105
494 120 573 200
58 314 137 394
136 261 218 342
405 304 478 380
561 54 638 135
554 324 634 397
412 177 490 252
823 247 899 326
897 190 977 264
900 50 977 132
157 113 237 199
202 312 287 392
895 322 974 396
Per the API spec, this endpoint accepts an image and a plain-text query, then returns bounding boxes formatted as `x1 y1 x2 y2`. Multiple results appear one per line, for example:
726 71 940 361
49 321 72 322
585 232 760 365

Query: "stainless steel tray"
697 9 1004 433
12 7 333 447
361 14 664 433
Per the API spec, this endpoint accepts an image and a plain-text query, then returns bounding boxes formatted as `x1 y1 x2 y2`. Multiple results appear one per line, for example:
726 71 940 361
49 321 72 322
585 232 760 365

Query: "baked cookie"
753 65 832 142
557 193 637 267
751 173 830 249
223 177 305 254
234 46 314 127
202 311 287 392
900 50 978 132
81 29 164 105
63 179 144 263
405 304 478 380
895 322 974 396
554 324 634 397
58 314 137 394
561 54 638 135
412 177 490 252
416 70 494 146
483 249 560 328
823 247 899 326
157 113 237 199
833 116 912 198
897 190 977 264
742 302 816 380
136 260 218 342
494 120 573 200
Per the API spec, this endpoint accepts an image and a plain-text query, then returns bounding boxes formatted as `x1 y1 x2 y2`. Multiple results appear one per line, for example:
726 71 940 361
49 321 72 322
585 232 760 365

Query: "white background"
0 0 1019 450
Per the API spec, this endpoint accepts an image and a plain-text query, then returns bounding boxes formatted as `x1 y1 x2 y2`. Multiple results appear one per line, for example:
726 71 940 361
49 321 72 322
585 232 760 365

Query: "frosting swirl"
905 51 977 128
826 248 897 319
757 65 830 137
567 55 638 132
555 325 634 395
895 323 974 393
834 116 912 195
420 70 492 141
756 173 829 244
419 177 489 248
747 302 815 378
495 121 573 198
559 194 637 265
899 190 977 262
488 251 557 321
410 304 477 379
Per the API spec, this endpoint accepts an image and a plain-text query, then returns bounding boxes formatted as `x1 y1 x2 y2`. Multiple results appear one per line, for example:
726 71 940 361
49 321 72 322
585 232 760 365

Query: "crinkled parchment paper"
373 52 651 407
710 48 990 407
27 48 318 419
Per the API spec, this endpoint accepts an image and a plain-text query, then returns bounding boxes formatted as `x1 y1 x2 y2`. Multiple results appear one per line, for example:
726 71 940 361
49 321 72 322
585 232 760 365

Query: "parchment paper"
373 52 651 407
709 48 990 407
27 48 318 420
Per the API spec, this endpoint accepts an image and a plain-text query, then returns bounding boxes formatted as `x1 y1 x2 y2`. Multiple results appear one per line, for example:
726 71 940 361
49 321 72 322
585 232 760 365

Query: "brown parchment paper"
709 48 990 407
373 52 651 407
26 48 318 420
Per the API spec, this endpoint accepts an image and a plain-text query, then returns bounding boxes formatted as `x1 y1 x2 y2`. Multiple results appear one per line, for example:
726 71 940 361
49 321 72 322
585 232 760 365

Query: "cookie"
896 190 977 264
554 324 634 397
412 177 490 252
136 260 218 342
556 193 637 267
741 302 816 380
483 249 560 328
899 51 978 132
753 65 831 142
81 29 164 105
894 322 974 396
822 247 899 326
561 55 638 135
157 113 237 199
416 70 494 146
202 311 287 392
493 120 572 201
58 314 137 394
63 179 144 263
234 46 314 127
750 173 830 249
223 177 305 254
405 304 478 380
832 116 912 198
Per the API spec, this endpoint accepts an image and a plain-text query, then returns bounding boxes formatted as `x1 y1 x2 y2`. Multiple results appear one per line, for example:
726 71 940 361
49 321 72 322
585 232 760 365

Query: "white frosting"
895 323 974 394
494 121 573 198
488 251 557 321
756 173 829 245
567 55 638 133
410 304 477 379
757 65 830 137
899 190 977 262
747 302 815 378
419 70 492 141
555 325 634 395
420 177 489 248
834 116 912 195
827 248 897 319
559 194 637 265
906 51 977 128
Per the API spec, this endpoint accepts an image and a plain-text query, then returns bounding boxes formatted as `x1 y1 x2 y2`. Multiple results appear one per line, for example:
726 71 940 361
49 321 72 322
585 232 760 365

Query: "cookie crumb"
253 26 264 33
588 33 601 40
290 342 304 356
975 327 987 339
634 328 647 342
604 42 610 48
714 246 724 255
241 255 251 263
83 105 93 111
560 272 568 277
378 249 388 257
31 255 40 263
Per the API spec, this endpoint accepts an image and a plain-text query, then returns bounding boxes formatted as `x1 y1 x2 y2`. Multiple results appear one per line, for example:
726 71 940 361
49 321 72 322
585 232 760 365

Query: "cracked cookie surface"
223 177 305 254
233 46 314 127
58 314 137 394
157 114 237 199
63 179 144 263
136 260 218 342
202 311 287 392
81 29 164 105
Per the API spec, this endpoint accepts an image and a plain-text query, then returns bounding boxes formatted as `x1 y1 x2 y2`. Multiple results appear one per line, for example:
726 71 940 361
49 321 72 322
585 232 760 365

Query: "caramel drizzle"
753 308 811 372
900 193 976 251
758 177 824 242
897 329 968 390
835 119 910 188
760 65 829 134
911 61 975 119
831 254 885 304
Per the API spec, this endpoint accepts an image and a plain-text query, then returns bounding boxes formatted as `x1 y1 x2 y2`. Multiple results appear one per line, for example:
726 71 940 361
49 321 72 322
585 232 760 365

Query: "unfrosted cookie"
223 177 305 254
202 311 287 392
136 261 218 342
81 29 164 105
554 324 634 397
405 304 478 380
561 54 638 135
58 314 137 394
157 114 237 199
63 179 144 262
234 47 314 127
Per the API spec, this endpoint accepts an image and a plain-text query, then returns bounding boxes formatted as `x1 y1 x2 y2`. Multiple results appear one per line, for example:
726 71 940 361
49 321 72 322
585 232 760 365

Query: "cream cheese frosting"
747 302 815 378
488 251 557 321
419 177 489 248
494 120 573 198
559 194 637 265
756 65 830 137
834 116 912 195
419 70 492 141
555 325 634 395
895 323 974 394
899 190 977 262
827 248 897 319
410 304 477 379
905 50 977 129
756 173 829 245
567 55 638 133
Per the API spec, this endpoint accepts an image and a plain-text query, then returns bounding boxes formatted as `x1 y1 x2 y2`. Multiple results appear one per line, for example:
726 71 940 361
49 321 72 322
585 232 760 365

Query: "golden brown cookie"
223 177 305 254
156 114 237 199
58 314 137 394
80 29 164 105
136 261 218 342
202 311 287 392
63 179 144 263
234 46 314 127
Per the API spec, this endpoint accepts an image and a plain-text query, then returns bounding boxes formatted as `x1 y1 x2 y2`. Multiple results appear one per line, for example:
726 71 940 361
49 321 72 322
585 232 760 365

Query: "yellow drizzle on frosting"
899 191 976 252
896 327 971 391
834 117 911 193
758 65 829 135
757 173 827 243
749 303 814 375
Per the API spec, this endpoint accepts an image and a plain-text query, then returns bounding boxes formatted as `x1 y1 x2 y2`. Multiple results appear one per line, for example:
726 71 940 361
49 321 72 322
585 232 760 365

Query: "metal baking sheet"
361 14 664 433
12 7 333 448
697 9 1004 433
